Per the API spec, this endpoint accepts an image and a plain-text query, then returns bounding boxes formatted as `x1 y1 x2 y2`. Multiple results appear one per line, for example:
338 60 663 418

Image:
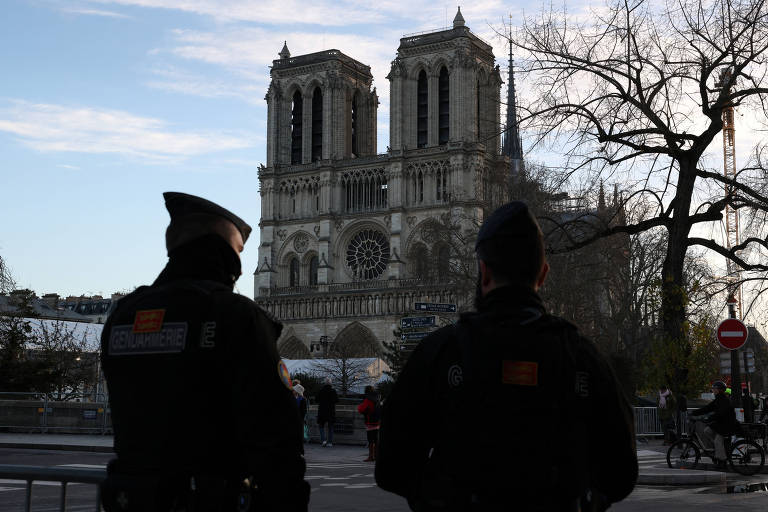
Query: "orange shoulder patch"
132 309 165 333
502 361 538 386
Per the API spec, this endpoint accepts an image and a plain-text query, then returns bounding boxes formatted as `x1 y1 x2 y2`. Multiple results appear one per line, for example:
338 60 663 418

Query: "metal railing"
634 407 707 436
0 465 104 512
0 392 112 434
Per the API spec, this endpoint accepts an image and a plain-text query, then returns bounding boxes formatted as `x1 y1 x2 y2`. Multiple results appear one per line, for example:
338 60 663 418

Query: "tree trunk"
661 157 696 393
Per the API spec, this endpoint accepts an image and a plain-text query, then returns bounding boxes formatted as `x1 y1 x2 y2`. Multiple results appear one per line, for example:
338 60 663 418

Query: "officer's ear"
534 261 549 291
479 259 494 292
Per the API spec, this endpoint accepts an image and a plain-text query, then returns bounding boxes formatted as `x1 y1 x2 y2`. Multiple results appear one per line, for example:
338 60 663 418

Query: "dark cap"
475 201 540 249
163 192 252 243
712 381 727 390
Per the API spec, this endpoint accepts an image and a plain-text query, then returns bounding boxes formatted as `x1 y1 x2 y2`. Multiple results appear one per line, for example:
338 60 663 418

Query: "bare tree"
310 338 379 397
507 0 768 391
0 254 16 295
32 319 96 400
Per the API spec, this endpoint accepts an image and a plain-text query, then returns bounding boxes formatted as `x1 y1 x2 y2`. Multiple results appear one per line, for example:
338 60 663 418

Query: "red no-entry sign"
717 318 749 350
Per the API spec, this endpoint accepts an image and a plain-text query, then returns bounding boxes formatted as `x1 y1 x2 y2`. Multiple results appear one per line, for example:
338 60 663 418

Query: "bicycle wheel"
667 439 700 469
729 440 765 476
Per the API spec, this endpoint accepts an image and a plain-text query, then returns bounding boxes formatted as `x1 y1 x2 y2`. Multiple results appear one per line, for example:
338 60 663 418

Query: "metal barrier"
634 407 705 436
0 465 105 512
0 392 111 434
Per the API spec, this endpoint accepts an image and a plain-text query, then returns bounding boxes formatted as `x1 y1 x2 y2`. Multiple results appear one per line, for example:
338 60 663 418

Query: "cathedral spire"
453 7 466 28
502 25 523 176
279 41 290 59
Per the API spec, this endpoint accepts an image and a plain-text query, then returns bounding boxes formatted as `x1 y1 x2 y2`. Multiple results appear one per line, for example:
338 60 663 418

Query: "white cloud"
87 0 388 25
56 164 81 170
146 66 264 105
61 7 133 19
0 100 254 162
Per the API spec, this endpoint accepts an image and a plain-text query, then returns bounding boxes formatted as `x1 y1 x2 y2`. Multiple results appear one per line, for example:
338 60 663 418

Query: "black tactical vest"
421 310 591 506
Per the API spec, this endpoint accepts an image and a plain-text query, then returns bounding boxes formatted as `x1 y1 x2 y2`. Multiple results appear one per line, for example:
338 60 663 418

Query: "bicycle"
666 419 765 475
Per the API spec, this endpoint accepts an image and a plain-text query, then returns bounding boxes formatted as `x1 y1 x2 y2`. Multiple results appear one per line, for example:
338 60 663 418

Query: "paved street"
1 443 768 511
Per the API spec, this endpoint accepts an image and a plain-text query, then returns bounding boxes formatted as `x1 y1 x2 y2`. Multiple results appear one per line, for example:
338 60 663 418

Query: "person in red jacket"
357 385 381 462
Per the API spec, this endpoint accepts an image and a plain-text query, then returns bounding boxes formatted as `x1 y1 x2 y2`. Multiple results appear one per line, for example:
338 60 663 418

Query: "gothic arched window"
436 245 450 278
351 91 360 156
291 90 303 164
410 243 429 279
439 66 449 145
311 87 323 161
476 79 481 142
417 70 428 148
309 256 319 286
289 258 300 287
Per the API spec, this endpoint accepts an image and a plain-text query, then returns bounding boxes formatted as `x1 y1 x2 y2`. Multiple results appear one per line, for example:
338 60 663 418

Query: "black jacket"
101 235 309 508
316 385 339 423
693 393 738 436
375 285 637 510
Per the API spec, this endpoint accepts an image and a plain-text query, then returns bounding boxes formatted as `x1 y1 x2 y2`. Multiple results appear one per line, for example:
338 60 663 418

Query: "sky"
0 0 764 329
0 0 519 300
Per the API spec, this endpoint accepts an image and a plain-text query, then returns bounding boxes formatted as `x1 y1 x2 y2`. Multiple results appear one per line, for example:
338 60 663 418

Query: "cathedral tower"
388 8 502 155
255 11 508 359
265 44 378 167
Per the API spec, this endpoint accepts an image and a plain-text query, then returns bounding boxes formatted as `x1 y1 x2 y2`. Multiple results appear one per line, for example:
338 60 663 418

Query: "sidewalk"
0 433 761 486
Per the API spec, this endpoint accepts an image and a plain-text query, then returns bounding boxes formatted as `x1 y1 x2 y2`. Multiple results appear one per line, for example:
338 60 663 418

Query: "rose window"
346 229 390 280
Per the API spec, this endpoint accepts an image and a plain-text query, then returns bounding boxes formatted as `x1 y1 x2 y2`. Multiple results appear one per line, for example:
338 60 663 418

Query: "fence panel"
0 464 104 512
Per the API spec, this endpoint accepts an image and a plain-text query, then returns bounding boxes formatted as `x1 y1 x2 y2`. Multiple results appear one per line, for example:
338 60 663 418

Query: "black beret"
475 201 539 249
163 191 252 243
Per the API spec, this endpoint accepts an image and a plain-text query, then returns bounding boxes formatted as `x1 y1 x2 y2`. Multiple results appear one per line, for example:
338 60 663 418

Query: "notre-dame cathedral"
254 9 512 358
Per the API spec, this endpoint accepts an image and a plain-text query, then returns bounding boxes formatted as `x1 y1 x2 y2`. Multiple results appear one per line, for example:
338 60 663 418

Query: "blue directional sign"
401 332 430 341
414 302 457 313
401 316 436 329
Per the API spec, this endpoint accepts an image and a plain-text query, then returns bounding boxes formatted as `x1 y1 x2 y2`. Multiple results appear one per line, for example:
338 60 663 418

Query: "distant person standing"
317 378 339 447
358 385 381 462
658 385 677 444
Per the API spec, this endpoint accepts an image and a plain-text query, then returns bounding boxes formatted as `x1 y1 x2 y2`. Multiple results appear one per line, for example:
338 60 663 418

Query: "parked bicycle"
666 418 765 475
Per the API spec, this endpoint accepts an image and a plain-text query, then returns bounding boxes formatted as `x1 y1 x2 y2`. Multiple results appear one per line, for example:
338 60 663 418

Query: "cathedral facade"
254 10 509 358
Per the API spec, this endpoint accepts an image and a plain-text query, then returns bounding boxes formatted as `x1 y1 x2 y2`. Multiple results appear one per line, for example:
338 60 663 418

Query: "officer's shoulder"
215 290 274 318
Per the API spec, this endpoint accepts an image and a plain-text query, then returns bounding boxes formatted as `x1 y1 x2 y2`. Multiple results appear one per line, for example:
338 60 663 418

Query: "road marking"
319 483 348 487
57 464 107 469
344 484 376 489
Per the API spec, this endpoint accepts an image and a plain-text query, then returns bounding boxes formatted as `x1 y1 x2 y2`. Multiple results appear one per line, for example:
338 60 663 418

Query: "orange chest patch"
132 309 166 333
502 361 538 386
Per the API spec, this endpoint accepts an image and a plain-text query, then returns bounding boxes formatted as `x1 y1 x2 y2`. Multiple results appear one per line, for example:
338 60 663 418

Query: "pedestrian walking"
99 192 309 511
358 385 381 462
658 385 677 444
295 387 309 443
375 201 637 511
316 377 338 447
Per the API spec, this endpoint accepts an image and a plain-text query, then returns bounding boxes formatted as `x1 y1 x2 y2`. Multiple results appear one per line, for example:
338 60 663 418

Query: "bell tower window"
289 258 300 287
417 70 428 148
311 87 323 161
291 91 303 164
439 66 449 145
351 91 360 156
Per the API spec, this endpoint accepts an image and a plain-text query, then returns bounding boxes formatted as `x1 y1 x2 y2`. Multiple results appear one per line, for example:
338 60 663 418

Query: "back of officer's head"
475 202 545 288
163 192 251 255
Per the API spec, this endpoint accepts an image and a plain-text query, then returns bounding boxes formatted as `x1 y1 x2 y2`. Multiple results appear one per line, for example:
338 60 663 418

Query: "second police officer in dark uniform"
100 192 310 511
375 202 638 511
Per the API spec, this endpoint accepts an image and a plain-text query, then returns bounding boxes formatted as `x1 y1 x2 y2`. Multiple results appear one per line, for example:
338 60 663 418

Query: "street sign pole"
727 296 742 409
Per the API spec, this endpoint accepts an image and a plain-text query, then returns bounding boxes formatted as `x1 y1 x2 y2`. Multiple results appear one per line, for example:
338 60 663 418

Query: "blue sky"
0 0 517 299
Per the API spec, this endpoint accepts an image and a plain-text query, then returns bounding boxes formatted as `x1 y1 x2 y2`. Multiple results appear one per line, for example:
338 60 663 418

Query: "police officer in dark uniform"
375 202 637 511
100 192 310 511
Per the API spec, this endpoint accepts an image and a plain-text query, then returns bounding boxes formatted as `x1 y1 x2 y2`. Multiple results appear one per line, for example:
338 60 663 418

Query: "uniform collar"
475 284 546 316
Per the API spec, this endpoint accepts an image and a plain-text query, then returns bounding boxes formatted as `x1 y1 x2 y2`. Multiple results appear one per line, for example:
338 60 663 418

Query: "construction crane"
717 68 743 320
